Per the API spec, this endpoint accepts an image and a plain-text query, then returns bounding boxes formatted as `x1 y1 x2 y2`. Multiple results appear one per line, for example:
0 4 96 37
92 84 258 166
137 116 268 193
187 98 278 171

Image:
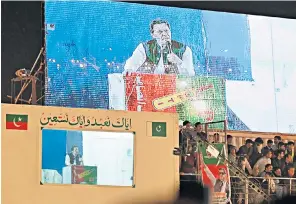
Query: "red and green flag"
6 114 28 130
198 143 231 202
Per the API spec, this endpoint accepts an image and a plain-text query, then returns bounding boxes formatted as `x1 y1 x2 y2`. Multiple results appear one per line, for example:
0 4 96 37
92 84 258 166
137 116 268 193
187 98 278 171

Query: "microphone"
167 41 172 54
165 41 173 67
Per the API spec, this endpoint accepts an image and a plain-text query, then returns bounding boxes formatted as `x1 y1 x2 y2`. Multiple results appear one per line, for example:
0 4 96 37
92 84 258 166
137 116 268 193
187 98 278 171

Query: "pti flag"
152 122 167 137
199 143 231 203
6 114 28 130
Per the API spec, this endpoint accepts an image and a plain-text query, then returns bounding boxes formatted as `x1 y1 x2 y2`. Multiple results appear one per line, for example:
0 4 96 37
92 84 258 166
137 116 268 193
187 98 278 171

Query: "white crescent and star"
13 117 22 127
156 125 162 132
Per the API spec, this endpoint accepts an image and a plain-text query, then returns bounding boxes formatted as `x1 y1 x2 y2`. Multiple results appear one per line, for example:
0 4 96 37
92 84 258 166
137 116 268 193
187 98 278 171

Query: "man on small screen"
65 145 84 166
124 19 195 76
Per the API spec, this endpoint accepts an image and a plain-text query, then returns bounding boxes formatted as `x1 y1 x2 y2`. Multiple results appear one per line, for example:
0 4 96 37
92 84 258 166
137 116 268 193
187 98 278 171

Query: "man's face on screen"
72 147 79 155
151 23 171 46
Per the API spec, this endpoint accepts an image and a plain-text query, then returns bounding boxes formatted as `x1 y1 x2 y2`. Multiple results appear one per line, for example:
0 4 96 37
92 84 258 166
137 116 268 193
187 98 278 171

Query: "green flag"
152 122 167 137
199 143 225 165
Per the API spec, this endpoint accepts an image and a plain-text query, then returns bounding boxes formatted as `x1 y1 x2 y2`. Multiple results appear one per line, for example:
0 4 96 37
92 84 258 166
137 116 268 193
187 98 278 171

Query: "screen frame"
39 127 136 188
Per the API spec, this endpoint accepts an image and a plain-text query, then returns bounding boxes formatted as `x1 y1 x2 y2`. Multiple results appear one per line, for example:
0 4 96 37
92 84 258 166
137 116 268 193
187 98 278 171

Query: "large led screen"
45 1 296 133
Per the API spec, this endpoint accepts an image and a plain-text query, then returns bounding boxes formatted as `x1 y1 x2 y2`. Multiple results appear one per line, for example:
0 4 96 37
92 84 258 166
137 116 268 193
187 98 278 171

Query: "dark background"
2 1 296 104
1 1 43 104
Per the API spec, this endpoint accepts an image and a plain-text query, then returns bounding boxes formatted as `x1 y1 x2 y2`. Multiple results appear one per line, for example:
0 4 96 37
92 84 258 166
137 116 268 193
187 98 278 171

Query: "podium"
62 165 97 185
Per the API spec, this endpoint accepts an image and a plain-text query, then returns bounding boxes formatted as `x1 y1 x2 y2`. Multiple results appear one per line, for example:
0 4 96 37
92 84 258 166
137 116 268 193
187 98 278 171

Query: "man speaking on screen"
65 145 84 166
124 19 195 76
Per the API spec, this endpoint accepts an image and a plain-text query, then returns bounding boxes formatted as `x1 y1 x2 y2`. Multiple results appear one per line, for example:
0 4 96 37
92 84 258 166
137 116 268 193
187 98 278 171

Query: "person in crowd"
180 144 197 182
194 122 207 141
65 145 83 166
213 133 219 143
261 172 276 198
228 146 250 175
263 139 273 153
286 165 295 178
282 154 293 176
273 167 284 199
179 120 192 145
283 165 296 196
228 145 241 203
278 142 286 151
179 121 188 146
253 149 272 174
273 167 282 177
228 146 251 204
252 166 260 177
227 135 235 154
272 150 285 169
272 136 282 151
183 120 192 129
231 155 253 204
228 146 237 166
208 134 215 144
250 137 264 167
238 155 253 175
286 141 295 160
237 139 253 160
259 164 273 177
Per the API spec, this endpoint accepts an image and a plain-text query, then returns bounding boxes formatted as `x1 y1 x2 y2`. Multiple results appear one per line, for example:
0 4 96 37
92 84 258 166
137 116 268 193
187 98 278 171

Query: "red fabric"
6 121 27 130
72 165 85 184
200 164 229 189
125 73 177 112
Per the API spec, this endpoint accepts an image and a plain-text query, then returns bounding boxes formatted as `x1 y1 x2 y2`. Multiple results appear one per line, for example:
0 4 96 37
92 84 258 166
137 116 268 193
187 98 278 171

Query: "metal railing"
230 176 296 204
180 174 296 204
178 127 295 203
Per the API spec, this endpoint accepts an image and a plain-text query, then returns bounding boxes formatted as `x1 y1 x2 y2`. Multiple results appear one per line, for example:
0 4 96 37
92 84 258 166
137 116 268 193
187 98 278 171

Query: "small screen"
41 128 134 186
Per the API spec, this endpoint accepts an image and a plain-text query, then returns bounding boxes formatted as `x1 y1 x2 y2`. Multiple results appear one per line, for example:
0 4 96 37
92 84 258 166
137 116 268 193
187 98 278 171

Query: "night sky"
1 1 42 103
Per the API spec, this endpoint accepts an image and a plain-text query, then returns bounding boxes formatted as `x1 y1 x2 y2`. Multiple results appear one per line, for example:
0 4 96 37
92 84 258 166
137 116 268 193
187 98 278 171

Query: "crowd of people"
228 135 296 178
227 135 296 201
178 120 296 202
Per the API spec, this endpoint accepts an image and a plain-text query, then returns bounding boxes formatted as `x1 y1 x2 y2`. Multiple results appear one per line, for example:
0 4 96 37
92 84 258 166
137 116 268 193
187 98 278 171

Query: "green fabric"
79 166 97 185
176 76 226 129
199 143 225 165
6 114 28 122
152 122 167 137
143 39 186 65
